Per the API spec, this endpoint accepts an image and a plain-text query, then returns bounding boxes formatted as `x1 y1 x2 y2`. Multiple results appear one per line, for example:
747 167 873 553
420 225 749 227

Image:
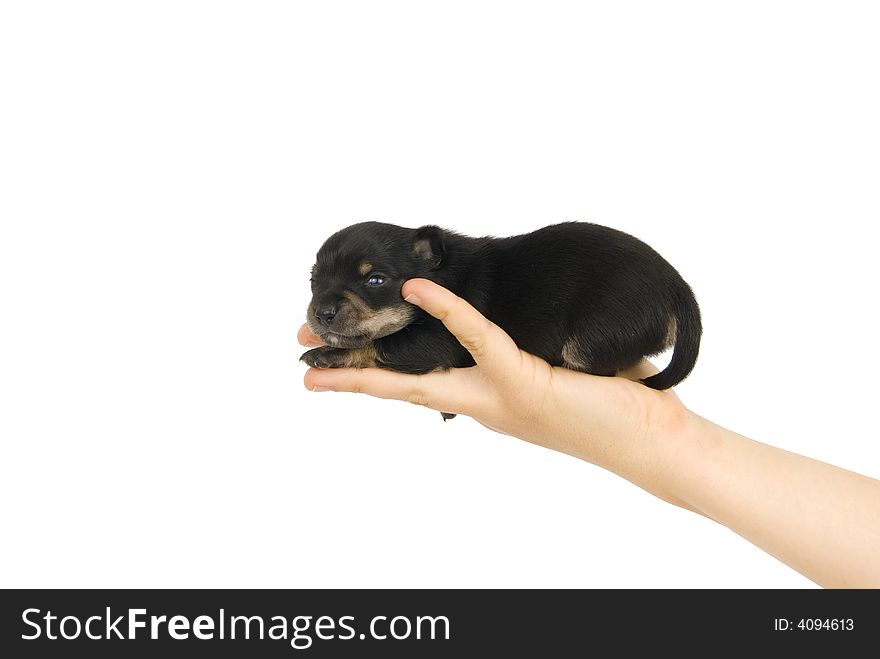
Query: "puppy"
302 222 701 414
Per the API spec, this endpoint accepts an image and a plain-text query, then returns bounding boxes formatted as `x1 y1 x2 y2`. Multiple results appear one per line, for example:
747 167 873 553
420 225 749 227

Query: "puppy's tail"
641 290 702 391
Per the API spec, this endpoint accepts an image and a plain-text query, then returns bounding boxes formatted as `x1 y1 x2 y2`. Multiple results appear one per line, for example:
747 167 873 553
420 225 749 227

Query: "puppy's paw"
301 346 347 369
301 344 380 369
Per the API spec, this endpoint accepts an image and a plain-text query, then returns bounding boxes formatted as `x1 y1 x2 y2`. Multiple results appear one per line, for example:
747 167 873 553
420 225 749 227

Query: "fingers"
297 324 324 347
401 279 521 380
303 366 490 417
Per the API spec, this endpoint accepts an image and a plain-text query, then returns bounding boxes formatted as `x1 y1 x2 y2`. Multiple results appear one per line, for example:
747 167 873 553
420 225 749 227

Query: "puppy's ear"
412 225 444 267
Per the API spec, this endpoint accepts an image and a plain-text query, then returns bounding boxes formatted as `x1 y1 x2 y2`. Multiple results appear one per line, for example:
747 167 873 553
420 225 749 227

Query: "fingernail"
404 293 422 306
311 384 330 392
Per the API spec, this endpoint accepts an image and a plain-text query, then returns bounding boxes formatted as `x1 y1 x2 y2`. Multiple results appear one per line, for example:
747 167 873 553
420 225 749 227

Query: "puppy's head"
306 222 445 348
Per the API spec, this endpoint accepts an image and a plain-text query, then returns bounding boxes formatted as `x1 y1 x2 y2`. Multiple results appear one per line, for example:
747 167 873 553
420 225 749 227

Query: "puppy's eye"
365 274 386 287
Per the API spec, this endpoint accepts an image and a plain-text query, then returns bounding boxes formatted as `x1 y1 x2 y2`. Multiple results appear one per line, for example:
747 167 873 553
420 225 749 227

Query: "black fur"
303 221 701 393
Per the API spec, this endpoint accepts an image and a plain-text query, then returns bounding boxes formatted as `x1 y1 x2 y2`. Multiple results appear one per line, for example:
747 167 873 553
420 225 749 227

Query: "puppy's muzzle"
314 304 338 329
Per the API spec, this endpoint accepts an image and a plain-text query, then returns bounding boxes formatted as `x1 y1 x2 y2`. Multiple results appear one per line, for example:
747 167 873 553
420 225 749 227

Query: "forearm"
657 414 880 588
300 280 880 588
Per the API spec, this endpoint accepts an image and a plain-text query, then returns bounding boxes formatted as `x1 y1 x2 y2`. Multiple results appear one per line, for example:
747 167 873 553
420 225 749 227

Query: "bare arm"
670 418 880 587
300 279 880 587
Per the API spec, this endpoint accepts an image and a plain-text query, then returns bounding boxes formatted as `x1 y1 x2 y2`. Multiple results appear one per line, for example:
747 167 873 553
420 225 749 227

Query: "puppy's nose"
315 305 337 327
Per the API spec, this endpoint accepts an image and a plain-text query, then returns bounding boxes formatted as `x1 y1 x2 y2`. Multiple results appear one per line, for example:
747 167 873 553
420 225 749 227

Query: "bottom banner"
1 589 876 656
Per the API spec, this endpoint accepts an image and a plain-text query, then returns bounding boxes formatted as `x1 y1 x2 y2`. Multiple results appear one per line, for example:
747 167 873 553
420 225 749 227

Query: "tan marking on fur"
339 343 380 368
342 291 371 313
561 338 591 372
663 316 678 350
342 292 416 339
358 262 373 276
358 304 416 337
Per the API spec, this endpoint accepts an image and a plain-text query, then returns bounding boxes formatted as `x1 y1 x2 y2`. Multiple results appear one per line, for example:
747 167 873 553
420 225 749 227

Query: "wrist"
639 402 716 512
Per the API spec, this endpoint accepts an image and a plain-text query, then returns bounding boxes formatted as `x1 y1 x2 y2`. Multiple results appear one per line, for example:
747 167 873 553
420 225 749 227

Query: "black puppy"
302 222 701 404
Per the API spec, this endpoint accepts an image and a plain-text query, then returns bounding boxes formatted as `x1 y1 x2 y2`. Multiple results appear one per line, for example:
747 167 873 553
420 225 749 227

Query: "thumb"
401 279 521 380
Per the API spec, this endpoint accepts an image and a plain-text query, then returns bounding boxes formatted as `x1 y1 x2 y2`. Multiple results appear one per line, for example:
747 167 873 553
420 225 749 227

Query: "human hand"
300 279 880 586
300 279 694 500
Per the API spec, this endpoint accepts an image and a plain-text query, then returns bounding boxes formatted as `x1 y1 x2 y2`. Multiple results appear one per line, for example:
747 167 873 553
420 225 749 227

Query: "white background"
1 1 878 588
